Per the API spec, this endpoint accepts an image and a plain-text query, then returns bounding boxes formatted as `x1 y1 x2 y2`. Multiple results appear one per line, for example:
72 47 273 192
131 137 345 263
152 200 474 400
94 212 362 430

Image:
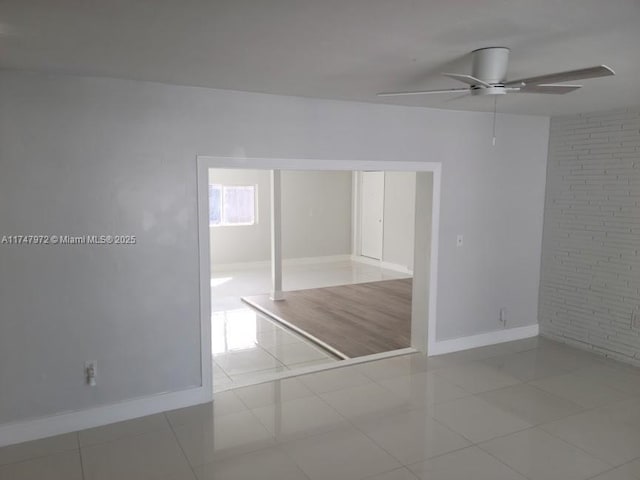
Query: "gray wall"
282 170 352 260
208 169 352 266
0 71 549 425
539 107 640 366
383 172 416 270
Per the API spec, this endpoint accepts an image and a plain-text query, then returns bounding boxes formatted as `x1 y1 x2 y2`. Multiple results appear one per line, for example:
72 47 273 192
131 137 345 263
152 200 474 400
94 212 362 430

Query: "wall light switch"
456 235 464 247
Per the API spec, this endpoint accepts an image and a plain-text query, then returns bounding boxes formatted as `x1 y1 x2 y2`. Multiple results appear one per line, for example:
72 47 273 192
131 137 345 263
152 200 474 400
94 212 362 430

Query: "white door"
360 171 384 260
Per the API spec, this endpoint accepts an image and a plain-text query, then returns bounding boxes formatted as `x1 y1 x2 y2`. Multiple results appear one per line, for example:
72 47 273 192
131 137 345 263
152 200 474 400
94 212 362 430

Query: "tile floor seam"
599 376 640 398
585 467 616 480
536 418 619 469
253 338 293 367
77 425 176 459
429 367 523 394
0 440 80 470
76 419 172 449
75 432 86 480
217 387 252 412
334 389 476 467
471 441 539 480
403 445 527 478
163 411 199 480
316 385 410 421
338 411 418 467
215 342 288 377
0 449 80 472
585 456 640 480
213 361 233 382
524 381 591 410
426 412 480 447
457 405 534 443
361 466 420 480
276 424 404 480
257 327 339 362
476 382 589 427
212 358 233 381
474 424 541 448
227 362 290 382
246 405 281 438
444 407 533 446
215 361 351 393
475 426 618 480
248 392 351 444
270 442 316 480
406 443 475 467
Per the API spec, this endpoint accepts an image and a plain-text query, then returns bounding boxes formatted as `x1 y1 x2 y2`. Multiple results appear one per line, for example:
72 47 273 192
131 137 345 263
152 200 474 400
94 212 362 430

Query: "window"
209 184 256 226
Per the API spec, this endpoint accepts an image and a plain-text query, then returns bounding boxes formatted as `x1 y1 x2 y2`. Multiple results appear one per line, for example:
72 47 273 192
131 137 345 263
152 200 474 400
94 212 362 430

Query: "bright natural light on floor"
211 309 257 354
210 276 232 287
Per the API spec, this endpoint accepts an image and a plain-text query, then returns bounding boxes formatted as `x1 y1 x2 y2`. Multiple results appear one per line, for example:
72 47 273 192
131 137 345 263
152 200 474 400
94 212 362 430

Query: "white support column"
270 169 284 301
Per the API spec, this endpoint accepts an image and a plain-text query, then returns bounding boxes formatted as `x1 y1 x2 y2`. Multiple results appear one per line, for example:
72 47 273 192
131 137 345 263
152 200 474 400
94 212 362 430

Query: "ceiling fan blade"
516 84 583 94
442 73 492 88
377 88 469 97
505 65 614 86
444 92 471 103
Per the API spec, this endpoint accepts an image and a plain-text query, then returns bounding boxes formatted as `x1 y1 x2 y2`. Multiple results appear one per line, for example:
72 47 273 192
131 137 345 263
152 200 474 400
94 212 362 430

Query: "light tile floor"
211 308 339 389
210 260 410 388
3 336 640 480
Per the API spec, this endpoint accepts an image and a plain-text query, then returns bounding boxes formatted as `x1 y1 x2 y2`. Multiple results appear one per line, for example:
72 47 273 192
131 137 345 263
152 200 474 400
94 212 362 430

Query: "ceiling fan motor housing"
470 47 510 95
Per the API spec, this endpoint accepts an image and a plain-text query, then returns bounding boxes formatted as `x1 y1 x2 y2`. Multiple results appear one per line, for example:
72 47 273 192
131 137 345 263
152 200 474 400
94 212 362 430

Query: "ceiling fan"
378 47 615 98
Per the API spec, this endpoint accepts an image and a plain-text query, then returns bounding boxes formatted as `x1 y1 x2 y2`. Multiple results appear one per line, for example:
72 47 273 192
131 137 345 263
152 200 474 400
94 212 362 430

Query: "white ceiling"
1 0 639 115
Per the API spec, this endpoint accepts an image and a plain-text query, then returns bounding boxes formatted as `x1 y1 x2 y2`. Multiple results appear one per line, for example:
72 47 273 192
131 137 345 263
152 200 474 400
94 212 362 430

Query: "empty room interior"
209 168 423 387
1 1 640 480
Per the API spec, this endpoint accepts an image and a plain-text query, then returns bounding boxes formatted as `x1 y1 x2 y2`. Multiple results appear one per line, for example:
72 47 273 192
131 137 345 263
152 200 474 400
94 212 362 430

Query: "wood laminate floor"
242 278 412 358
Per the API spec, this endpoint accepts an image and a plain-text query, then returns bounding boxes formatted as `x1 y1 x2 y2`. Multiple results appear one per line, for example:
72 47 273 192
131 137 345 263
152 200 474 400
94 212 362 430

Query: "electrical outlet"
499 308 507 327
85 361 97 387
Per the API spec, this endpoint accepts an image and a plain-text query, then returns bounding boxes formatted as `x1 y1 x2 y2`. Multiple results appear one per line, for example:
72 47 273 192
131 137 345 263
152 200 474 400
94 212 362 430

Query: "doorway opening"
197 158 441 392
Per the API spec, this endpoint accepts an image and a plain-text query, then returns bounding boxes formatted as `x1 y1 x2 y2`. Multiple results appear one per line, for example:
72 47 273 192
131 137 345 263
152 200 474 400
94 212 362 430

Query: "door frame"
196 156 442 394
359 171 385 260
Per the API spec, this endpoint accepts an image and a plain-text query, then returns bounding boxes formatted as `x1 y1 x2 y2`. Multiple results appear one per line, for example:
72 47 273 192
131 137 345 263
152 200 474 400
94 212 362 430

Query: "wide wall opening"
197 159 439 392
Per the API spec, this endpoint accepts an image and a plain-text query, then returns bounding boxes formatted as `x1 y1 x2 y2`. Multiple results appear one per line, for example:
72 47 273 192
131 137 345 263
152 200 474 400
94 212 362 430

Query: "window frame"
208 183 258 227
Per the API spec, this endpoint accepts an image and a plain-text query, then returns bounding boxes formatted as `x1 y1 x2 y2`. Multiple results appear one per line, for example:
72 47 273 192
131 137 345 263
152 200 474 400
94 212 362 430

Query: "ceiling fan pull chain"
492 96 497 146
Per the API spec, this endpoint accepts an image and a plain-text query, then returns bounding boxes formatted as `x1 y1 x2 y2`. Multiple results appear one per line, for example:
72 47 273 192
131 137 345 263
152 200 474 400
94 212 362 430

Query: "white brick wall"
539 107 640 366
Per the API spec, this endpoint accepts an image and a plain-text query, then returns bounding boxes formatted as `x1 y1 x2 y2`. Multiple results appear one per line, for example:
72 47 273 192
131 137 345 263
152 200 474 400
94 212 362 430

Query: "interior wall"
539 107 640 366
208 169 352 266
282 170 352 260
382 171 416 271
0 70 549 426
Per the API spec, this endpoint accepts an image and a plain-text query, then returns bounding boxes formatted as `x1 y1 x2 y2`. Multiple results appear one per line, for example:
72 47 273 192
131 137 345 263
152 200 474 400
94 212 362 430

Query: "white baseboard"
212 254 352 272
213 259 270 271
350 255 413 275
0 385 210 448
429 324 539 356
283 254 351 267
